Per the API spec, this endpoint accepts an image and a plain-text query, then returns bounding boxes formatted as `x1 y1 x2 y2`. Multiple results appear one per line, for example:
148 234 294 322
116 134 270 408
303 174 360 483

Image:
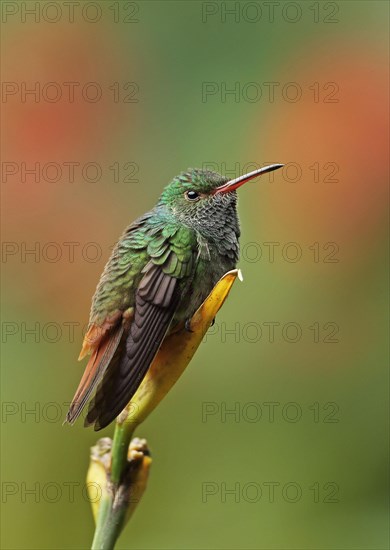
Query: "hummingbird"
66 164 283 430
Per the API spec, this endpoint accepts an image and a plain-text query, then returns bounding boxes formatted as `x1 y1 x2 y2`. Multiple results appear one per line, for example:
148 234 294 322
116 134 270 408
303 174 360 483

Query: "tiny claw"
210 317 216 327
185 318 194 333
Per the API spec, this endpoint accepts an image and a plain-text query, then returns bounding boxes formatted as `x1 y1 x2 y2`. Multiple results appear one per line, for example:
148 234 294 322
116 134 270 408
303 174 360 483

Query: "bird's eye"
185 190 200 201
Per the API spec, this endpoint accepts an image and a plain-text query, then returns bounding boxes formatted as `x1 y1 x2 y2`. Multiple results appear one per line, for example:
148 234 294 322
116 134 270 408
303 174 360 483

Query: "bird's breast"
173 239 238 324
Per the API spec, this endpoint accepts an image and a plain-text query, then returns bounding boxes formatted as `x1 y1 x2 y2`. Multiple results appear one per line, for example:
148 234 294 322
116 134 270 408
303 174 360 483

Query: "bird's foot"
185 318 194 333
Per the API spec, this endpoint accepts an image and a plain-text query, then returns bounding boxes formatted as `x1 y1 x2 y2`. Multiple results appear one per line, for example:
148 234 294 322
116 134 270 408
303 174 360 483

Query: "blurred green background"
1 1 388 548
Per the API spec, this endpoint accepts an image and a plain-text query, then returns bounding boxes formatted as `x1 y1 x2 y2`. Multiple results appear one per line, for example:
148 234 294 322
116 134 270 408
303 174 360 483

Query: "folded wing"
85 262 181 430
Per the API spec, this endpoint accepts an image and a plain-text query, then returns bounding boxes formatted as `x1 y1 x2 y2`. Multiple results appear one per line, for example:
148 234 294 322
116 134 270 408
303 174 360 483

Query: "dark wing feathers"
69 219 197 431
85 262 182 430
82 329 127 425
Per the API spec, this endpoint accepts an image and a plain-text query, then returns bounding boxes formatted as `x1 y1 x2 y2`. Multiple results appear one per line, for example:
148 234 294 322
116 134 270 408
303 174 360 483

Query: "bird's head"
158 164 284 231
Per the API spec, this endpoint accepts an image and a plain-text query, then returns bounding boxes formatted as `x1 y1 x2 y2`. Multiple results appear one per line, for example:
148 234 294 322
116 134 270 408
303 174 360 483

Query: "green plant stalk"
91 495 113 550
110 421 136 486
92 498 128 550
91 420 136 550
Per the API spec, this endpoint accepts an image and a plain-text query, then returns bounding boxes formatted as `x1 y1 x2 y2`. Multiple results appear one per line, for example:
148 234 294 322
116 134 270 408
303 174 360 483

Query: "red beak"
213 164 284 194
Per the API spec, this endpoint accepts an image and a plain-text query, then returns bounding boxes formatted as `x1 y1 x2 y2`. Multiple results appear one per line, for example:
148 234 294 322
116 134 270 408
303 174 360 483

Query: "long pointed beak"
213 163 284 194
